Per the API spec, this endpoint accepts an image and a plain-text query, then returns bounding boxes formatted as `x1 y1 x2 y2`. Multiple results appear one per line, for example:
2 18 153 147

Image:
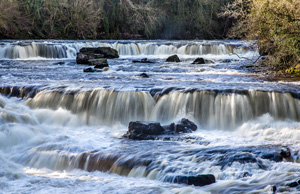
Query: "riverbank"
251 57 300 81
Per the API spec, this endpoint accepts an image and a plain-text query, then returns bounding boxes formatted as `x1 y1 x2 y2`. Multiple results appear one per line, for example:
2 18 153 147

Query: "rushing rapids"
2 40 300 193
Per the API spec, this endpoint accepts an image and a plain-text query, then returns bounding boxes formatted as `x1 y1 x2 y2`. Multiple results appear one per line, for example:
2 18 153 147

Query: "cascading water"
2 39 300 194
27 89 155 125
26 89 300 129
0 40 253 59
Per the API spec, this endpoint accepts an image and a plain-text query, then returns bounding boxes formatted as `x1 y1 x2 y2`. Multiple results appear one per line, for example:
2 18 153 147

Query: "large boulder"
167 174 216 187
166 55 180 62
123 118 198 140
79 47 119 59
123 121 164 140
192 57 205 64
76 47 119 64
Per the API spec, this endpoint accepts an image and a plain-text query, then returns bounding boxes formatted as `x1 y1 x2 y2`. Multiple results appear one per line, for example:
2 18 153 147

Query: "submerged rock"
166 55 180 62
192 57 205 64
287 180 300 187
222 59 232 63
167 174 216 186
137 73 149 78
215 152 267 169
55 61 65 65
123 119 198 140
133 58 154 63
83 67 96 72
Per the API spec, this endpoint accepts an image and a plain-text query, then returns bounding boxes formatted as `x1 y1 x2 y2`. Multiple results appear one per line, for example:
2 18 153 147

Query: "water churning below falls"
1 40 300 194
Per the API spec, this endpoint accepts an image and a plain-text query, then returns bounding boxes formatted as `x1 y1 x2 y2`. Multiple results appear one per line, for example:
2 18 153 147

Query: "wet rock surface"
76 52 104 64
83 67 96 72
79 47 119 59
171 118 198 133
91 59 109 69
133 58 154 63
0 86 40 99
123 118 198 140
192 57 205 64
137 73 149 78
166 55 180 62
76 47 119 64
287 180 300 188
124 121 164 140
169 174 216 186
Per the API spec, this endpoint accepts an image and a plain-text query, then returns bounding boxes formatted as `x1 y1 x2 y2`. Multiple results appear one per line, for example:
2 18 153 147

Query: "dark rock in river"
166 55 180 62
169 174 216 186
137 73 149 78
55 61 65 65
80 47 119 59
76 53 104 64
90 59 109 69
280 148 291 159
287 180 300 187
76 47 119 64
83 67 96 72
174 118 198 133
222 59 232 63
133 58 154 63
123 119 198 140
192 57 205 64
124 121 164 140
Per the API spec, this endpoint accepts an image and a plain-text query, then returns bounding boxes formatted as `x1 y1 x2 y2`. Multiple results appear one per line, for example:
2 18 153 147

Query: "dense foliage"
0 0 232 39
221 0 300 72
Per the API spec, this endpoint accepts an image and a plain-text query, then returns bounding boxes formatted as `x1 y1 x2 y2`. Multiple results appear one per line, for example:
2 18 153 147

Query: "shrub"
221 0 300 71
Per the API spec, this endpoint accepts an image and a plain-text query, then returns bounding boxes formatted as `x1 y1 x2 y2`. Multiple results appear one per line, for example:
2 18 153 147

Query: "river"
1 40 300 194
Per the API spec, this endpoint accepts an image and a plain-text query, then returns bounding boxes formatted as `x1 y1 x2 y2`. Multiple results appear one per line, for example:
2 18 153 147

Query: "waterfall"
26 89 300 129
0 41 254 59
0 43 69 59
27 89 155 125
151 90 300 129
